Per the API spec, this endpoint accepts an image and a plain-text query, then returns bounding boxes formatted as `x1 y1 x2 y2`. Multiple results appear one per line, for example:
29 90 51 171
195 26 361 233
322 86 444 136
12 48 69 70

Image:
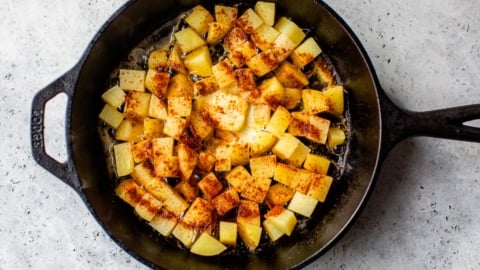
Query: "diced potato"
193 76 219 96
238 222 262 250
190 232 227 256
234 68 257 94
284 88 301 110
177 143 198 180
148 49 168 70
231 142 250 166
114 142 134 177
307 115 331 144
265 206 297 236
259 76 285 109
175 178 199 202
143 118 163 139
307 174 333 202
172 198 214 248
167 44 188 74
228 40 257 68
212 60 236 89
189 110 214 140
274 17 305 46
219 221 237 246
303 154 330 175
174 27 206 54
323 85 345 115
198 172 223 200
263 218 284 241
154 155 180 178
245 104 271 129
265 106 290 137
287 141 311 167
314 58 335 87
215 5 238 31
131 139 152 164
197 151 216 174
134 192 163 222
145 69 170 98
223 27 248 53
250 155 276 179
327 127 346 149
251 23 280 51
206 90 249 132
241 177 271 203
271 33 297 62
119 69 146 92
214 144 232 172
246 49 278 77
212 188 240 216
152 137 174 157
124 91 151 119
163 116 187 139
302 89 329 114
148 95 168 120
265 183 295 208
99 104 124 129
167 73 194 98
275 61 309 88
115 118 144 142
115 179 145 207
249 130 277 156
225 165 252 193
206 22 227 45
274 162 310 188
288 191 318 217
289 168 313 194
272 133 300 161
290 37 322 68
167 96 192 117
184 5 214 35
149 208 179 236
236 8 264 34
254 1 276 26
184 46 213 77
101 85 125 108
237 200 260 226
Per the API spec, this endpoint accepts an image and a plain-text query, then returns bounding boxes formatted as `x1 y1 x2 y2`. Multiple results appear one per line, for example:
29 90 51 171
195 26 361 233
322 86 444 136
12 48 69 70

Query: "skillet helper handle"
31 65 81 191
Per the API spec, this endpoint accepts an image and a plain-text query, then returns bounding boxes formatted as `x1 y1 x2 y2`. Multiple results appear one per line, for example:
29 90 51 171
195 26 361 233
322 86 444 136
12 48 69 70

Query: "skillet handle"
379 90 480 158
31 64 82 192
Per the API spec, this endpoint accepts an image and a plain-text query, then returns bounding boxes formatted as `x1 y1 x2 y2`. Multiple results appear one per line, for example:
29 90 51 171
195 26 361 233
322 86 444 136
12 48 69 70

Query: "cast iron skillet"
30 0 480 269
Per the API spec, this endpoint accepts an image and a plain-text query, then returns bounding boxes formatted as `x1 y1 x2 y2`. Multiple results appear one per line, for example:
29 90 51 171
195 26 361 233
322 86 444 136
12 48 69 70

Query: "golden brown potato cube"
167 73 194 98
143 118 164 139
135 192 163 222
215 5 238 31
212 60 236 89
206 91 249 132
275 61 309 88
184 45 213 77
212 188 240 216
189 110 214 140
249 130 277 157
197 151 216 174
251 23 280 51
174 27 206 54
289 168 313 194
114 142 135 177
154 155 180 178
265 183 295 208
246 49 278 77
259 76 285 109
225 165 253 193
193 76 219 96
223 27 248 53
274 17 305 46
307 174 333 202
124 91 151 120
149 208 179 237
184 5 214 35
115 179 145 207
273 162 298 187
288 112 311 138
145 69 170 98
302 89 329 114
303 154 330 175
314 58 335 87
241 177 272 203
231 142 250 166
148 49 169 70
271 33 297 62
119 69 146 92
265 106 291 138
167 96 192 117
198 172 223 200
206 22 227 45
323 85 345 115
177 143 198 180
237 200 260 226
236 8 263 34
99 104 124 129
131 139 153 164
290 37 322 68
175 178 199 202
250 155 277 179
163 116 187 139
148 95 168 120
101 85 125 108
152 137 174 157
234 68 257 93
307 115 330 144
214 144 232 172
228 40 257 68
284 88 302 109
115 118 144 142
167 44 188 74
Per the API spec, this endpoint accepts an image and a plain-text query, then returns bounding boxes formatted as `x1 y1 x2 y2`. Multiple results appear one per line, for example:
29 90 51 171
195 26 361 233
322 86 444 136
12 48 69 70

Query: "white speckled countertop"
1 0 479 269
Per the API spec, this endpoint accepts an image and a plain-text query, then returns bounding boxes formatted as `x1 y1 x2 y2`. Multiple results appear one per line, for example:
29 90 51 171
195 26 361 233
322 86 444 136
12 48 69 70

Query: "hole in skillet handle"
30 64 82 192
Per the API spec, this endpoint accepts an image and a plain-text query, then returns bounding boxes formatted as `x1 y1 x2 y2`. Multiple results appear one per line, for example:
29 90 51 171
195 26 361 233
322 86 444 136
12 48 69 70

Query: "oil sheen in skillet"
97 1 350 257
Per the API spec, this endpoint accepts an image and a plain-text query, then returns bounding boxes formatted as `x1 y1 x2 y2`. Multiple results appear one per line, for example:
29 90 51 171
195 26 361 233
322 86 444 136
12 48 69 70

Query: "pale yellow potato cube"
271 33 297 62
259 76 285 109
272 133 300 161
167 73 194 98
215 5 238 31
263 218 284 241
198 172 223 200
212 188 240 216
252 23 280 51
238 222 262 250
307 174 333 202
212 60 236 88
124 91 151 120
215 144 232 172
149 208 179 236
167 44 188 74
284 88 302 110
114 142 134 177
101 85 125 108
314 58 335 87
143 118 163 139
119 69 146 92
134 192 163 222
265 206 297 236
206 90 249 132
99 104 123 129
191 232 227 256
131 139 152 164
241 177 272 203
323 85 345 115
250 155 277 179
163 116 187 139
254 1 276 26
147 49 168 70
184 5 214 35
246 49 279 77
115 118 144 142
177 143 198 180
174 27 206 54
219 221 237 246
231 142 250 166
302 89 329 114
273 162 297 187
184 46 213 77
236 8 263 34
145 69 170 98
237 200 260 226
288 191 318 217
303 154 330 175
290 37 322 68
148 95 168 120
115 179 145 207
266 106 291 138
275 61 309 88
287 142 311 168
225 165 252 192
274 17 306 46
249 130 277 156
167 96 192 117
228 40 257 67
265 183 295 208
245 104 271 129
327 127 346 149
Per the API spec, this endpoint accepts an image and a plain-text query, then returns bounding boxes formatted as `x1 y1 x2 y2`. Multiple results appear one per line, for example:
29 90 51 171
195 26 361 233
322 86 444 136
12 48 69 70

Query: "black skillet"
30 0 480 269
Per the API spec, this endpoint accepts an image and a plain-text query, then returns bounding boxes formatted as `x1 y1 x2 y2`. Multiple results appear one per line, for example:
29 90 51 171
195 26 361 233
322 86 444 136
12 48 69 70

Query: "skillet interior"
69 0 382 268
